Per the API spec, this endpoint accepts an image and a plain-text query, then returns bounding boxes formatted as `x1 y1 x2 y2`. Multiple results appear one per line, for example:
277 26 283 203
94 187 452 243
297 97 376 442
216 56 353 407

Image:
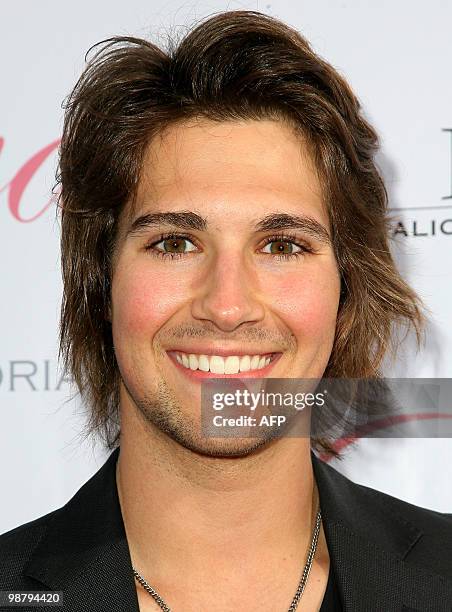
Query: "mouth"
166 350 282 379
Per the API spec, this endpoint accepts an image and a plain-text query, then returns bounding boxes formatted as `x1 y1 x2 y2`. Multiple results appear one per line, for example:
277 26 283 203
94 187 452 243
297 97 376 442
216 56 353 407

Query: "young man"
1 10 451 612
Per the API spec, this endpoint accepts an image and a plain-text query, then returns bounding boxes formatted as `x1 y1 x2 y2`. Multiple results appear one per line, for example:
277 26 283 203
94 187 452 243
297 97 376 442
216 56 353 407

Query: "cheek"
111 263 188 338
264 264 340 339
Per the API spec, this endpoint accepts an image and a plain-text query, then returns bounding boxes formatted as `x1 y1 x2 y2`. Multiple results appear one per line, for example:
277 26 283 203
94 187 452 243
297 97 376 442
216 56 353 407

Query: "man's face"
111 118 341 456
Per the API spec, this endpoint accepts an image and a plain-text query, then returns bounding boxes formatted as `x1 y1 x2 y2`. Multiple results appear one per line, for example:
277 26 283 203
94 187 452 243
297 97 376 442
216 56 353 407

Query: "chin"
167 429 280 458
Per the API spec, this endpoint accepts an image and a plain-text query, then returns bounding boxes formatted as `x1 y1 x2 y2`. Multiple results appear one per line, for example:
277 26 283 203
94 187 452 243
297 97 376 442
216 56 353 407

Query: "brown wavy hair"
57 10 425 456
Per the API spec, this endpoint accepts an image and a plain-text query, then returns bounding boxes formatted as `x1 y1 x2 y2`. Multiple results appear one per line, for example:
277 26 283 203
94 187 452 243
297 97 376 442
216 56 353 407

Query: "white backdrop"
1 0 451 535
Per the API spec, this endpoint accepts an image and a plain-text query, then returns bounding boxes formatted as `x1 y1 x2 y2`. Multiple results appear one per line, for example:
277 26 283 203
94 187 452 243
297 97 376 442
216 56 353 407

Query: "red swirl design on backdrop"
320 412 452 461
0 138 60 222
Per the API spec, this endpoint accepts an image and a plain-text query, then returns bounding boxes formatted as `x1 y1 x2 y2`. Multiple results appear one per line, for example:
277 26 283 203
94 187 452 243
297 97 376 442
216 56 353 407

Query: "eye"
262 240 303 256
260 234 312 259
145 234 198 259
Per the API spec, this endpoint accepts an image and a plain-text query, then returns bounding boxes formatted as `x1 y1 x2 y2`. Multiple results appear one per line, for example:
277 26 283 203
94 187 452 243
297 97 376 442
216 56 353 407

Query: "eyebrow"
126 210 331 245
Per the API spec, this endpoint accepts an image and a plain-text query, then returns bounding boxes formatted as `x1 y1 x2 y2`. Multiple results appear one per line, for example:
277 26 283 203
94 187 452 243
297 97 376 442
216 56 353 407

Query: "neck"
116 401 327 598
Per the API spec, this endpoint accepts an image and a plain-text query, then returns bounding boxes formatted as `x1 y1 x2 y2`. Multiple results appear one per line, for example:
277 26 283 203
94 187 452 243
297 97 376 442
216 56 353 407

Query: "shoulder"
317 456 452 577
357 477 452 555
319 454 452 530
0 449 120 590
359 477 452 528
0 509 60 588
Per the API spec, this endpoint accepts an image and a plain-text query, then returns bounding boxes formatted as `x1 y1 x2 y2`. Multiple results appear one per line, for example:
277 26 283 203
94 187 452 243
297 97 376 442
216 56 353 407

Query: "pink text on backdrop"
0 138 61 222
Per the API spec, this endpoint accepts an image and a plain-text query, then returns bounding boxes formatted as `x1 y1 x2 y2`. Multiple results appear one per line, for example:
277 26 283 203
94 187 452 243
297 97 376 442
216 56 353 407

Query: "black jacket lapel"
312 453 452 612
24 448 139 612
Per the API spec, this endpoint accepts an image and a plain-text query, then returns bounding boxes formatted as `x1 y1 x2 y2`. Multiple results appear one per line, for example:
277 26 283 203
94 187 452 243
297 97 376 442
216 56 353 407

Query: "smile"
166 351 281 378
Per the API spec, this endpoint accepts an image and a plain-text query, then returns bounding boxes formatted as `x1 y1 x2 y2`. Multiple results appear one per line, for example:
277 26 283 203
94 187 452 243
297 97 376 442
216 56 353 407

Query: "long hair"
57 10 425 456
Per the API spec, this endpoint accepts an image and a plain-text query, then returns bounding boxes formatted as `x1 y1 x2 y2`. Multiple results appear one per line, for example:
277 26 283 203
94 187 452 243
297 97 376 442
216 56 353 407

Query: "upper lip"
166 348 280 357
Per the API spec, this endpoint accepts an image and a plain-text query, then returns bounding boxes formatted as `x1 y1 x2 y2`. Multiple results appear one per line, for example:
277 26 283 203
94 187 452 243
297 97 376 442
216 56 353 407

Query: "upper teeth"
175 353 272 374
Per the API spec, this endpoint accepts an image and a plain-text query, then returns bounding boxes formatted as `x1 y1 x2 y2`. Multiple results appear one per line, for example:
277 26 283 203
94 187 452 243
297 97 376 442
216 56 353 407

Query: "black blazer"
1 447 451 612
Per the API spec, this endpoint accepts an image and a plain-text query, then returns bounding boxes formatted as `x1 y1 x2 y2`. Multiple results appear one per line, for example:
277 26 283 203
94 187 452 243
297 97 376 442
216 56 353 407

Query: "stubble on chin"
125 377 282 458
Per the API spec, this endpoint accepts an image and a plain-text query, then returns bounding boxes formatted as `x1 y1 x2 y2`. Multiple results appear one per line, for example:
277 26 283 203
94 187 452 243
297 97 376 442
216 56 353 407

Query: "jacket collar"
25 447 452 611
312 454 452 611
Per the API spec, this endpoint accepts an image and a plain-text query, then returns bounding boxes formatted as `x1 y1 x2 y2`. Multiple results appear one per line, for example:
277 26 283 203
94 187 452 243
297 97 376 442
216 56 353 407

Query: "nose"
190 251 265 332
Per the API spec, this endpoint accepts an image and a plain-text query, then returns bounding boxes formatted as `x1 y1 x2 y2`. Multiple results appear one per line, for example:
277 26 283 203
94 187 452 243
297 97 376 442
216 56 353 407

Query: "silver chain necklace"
133 507 322 612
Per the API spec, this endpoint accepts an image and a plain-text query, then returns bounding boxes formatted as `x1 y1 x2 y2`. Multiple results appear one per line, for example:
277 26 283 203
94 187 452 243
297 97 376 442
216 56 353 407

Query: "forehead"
124 117 326 229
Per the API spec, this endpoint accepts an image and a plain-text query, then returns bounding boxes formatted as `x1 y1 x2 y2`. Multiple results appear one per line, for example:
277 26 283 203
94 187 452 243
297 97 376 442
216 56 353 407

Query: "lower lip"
166 351 282 379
